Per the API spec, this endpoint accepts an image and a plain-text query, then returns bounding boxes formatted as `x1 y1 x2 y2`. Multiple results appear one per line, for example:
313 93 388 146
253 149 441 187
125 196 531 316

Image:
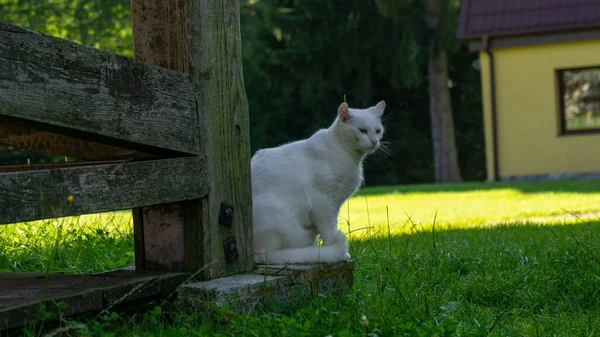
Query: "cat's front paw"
332 230 349 246
332 231 350 262
329 248 350 263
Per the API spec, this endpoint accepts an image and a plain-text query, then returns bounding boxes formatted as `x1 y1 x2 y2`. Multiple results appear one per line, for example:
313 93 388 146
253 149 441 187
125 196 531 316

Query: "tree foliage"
375 0 465 182
0 0 485 184
240 0 484 184
0 0 132 56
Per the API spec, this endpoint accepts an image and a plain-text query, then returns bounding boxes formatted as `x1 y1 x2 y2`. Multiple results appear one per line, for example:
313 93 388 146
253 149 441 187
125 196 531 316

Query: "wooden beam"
131 0 189 73
0 156 208 225
130 0 253 277
0 121 155 162
0 22 200 155
189 0 254 277
131 0 203 274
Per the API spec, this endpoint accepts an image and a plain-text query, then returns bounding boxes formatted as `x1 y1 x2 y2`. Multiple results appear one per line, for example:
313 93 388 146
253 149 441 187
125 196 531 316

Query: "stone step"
176 261 355 314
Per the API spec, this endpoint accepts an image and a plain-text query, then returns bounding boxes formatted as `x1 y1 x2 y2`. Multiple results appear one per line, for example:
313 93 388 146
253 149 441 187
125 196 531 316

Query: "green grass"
346 179 600 235
3 179 600 336
0 211 133 273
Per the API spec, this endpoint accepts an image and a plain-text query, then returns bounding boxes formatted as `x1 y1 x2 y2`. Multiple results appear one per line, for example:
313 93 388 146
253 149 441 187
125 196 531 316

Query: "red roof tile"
458 0 600 39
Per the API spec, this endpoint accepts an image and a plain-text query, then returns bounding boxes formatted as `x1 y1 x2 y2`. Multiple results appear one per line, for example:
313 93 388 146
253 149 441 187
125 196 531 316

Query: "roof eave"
461 28 600 51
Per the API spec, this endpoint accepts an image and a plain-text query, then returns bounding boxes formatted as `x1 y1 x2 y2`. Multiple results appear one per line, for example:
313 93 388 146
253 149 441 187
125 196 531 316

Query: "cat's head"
337 101 386 154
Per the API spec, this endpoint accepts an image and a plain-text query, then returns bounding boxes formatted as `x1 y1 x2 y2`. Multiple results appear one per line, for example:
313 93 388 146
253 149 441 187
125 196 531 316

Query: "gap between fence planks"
0 121 156 163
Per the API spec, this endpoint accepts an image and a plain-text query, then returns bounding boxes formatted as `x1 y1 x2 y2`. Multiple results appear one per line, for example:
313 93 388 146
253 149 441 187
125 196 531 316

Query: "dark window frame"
557 65 600 135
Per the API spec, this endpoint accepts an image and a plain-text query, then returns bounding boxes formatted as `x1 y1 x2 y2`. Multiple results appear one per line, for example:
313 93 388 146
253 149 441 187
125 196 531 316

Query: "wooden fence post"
130 0 253 278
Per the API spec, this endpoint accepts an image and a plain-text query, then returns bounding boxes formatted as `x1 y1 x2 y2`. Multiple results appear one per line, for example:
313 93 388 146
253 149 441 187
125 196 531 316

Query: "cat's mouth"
361 145 379 153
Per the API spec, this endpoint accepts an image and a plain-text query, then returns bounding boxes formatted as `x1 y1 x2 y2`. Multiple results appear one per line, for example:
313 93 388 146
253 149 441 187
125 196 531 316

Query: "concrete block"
176 261 355 314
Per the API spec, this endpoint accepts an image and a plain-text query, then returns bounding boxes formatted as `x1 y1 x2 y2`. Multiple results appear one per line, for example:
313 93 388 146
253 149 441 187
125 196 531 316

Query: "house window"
558 67 600 134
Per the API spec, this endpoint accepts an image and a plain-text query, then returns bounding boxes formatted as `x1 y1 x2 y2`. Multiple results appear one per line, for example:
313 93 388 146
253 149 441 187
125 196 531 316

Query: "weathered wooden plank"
189 0 254 277
0 120 155 162
139 204 185 271
0 156 208 225
0 21 200 155
129 0 253 276
0 269 187 330
130 0 205 275
131 0 189 73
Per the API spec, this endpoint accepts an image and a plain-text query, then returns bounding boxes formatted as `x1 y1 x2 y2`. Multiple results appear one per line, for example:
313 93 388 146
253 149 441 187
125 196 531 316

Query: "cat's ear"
338 102 351 122
371 100 386 118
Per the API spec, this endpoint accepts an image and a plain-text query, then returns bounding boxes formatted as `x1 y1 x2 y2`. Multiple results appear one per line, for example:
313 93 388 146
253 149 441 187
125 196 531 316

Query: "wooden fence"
0 0 253 329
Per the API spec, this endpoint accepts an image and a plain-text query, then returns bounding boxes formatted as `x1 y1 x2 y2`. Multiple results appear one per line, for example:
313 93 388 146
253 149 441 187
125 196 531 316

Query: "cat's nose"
371 139 378 146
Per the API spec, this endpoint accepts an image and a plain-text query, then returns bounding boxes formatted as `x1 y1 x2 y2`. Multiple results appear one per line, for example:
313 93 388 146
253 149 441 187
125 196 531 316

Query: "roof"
458 0 600 39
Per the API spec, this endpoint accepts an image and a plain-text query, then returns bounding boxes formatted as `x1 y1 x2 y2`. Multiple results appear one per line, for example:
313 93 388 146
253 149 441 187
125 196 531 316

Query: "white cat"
252 101 386 264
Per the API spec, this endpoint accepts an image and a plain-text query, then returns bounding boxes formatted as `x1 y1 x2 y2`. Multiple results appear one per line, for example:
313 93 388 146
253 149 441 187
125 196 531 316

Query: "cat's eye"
359 128 368 134
376 129 381 134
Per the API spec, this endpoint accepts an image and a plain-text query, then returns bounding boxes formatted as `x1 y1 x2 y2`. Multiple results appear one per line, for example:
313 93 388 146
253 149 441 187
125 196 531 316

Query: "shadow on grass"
349 219 600 335
357 179 600 196
6 219 600 337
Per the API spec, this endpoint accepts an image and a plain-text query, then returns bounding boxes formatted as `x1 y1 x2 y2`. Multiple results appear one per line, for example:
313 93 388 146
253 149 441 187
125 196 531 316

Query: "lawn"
2 179 600 336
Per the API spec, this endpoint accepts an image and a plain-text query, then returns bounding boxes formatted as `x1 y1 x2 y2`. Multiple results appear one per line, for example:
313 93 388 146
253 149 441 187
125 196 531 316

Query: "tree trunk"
427 40 462 183
425 0 462 183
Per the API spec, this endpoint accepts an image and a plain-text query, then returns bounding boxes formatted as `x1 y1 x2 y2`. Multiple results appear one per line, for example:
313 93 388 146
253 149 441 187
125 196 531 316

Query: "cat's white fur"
252 101 386 264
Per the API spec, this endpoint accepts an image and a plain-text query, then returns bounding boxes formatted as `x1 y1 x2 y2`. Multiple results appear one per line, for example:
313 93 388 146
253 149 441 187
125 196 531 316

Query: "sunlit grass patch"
0 211 133 273
343 179 600 239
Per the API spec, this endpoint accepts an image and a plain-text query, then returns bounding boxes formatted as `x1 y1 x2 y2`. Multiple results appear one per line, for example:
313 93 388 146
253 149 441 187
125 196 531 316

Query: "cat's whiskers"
380 140 394 148
380 114 395 124
376 141 393 159
378 147 391 159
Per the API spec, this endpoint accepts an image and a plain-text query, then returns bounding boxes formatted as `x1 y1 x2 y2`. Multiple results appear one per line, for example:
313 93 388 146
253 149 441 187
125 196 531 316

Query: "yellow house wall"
479 39 600 180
